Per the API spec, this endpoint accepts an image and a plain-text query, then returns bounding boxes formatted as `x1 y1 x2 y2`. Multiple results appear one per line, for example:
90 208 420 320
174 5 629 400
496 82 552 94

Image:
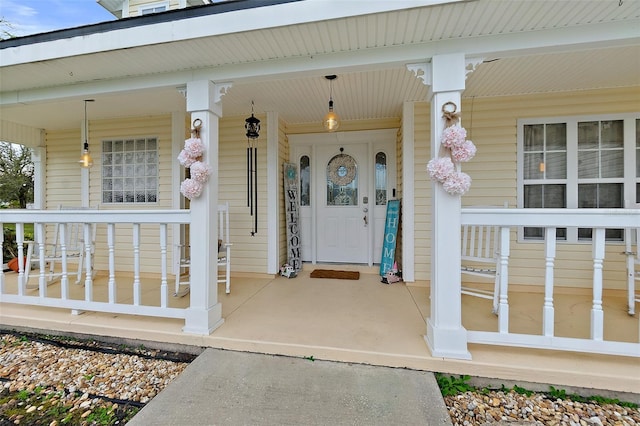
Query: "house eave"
0 0 466 66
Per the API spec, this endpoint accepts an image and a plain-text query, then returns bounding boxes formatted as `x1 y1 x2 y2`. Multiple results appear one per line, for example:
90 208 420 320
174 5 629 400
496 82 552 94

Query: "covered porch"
1 0 640 400
1 262 638 398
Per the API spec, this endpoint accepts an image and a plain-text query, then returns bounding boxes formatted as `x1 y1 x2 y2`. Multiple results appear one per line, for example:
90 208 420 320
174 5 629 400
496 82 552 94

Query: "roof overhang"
1 0 638 133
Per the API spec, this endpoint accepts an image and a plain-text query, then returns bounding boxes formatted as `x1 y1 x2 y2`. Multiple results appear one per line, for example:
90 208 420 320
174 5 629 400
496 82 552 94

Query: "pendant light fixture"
79 99 95 168
323 75 340 132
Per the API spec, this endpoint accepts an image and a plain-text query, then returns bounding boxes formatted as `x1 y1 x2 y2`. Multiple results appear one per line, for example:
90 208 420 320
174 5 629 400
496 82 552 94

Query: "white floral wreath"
178 119 212 200
327 154 356 186
427 102 476 195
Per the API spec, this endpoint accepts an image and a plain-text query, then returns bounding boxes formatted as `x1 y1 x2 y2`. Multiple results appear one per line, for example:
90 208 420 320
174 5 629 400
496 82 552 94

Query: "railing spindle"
83 223 93 301
133 223 141 306
160 223 168 308
543 227 556 337
591 227 605 341
107 223 116 304
497 226 510 333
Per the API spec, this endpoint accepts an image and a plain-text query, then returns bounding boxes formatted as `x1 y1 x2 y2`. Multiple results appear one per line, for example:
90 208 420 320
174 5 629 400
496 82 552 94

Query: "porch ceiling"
0 0 639 132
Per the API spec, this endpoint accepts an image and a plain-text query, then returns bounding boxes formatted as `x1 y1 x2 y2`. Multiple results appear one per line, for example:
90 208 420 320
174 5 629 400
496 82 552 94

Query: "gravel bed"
1 331 638 425
445 391 639 425
0 332 194 425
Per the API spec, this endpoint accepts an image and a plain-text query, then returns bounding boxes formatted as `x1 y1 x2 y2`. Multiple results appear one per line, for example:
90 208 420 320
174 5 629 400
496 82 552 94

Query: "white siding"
219 115 268 274
413 86 640 289
46 115 174 275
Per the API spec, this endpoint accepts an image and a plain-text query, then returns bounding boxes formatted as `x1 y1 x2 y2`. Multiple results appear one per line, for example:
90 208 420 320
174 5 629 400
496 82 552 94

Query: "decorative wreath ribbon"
441 101 460 127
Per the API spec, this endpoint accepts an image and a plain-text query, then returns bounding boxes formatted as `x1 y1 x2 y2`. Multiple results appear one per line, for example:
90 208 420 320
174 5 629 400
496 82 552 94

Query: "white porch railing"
462 207 640 358
1 209 190 321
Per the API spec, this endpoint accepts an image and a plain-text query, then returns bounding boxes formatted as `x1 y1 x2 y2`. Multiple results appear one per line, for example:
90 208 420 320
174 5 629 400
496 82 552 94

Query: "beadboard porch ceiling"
0 0 638 131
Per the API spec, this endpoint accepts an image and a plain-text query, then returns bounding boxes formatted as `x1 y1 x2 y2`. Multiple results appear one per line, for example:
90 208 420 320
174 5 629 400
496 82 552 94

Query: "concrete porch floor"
1 265 638 399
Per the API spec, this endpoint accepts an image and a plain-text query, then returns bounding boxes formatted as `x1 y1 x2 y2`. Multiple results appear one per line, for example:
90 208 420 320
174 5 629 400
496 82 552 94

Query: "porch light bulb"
539 162 545 173
80 99 95 169
324 100 340 132
323 75 340 132
80 142 93 168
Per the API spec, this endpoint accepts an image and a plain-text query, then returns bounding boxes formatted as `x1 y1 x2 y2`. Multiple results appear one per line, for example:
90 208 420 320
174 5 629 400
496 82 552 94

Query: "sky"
0 0 115 37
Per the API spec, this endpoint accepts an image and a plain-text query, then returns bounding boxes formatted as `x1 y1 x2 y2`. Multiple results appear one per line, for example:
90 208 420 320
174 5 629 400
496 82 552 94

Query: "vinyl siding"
127 0 180 16
413 86 640 289
219 115 268 274
45 115 174 275
279 118 289 269
394 125 404 270
413 102 431 281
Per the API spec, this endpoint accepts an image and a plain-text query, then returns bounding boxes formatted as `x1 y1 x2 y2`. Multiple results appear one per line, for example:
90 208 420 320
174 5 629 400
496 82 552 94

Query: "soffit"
0 0 638 130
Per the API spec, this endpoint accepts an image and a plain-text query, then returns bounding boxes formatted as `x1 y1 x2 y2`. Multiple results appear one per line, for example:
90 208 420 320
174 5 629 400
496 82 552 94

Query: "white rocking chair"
461 224 501 314
624 202 640 315
460 204 508 314
25 205 97 287
175 202 232 297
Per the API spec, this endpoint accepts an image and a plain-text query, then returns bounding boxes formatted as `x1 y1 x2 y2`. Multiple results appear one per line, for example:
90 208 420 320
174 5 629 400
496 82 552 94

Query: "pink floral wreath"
427 102 476 196
178 119 212 200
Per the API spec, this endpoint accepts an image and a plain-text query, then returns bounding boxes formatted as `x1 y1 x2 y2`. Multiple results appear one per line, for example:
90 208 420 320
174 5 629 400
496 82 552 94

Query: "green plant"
16 389 30 401
512 384 533 397
546 386 638 409
86 406 117 425
304 355 315 361
435 374 474 397
2 224 34 261
46 403 71 418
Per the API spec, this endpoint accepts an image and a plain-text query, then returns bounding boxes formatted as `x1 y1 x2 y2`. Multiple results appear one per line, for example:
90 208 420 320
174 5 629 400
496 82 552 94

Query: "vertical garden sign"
283 163 301 272
380 199 400 276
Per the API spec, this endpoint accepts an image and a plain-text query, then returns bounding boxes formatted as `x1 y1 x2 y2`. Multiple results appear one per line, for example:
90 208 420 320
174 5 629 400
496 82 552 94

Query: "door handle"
363 215 368 226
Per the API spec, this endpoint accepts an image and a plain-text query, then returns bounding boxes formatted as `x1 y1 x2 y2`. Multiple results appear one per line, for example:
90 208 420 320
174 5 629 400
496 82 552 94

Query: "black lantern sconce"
246 101 260 236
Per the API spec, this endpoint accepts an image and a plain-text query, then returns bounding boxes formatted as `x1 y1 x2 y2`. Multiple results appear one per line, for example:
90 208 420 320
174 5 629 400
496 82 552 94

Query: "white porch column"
31 143 45 209
266 111 280 275
183 80 228 334
424 53 471 359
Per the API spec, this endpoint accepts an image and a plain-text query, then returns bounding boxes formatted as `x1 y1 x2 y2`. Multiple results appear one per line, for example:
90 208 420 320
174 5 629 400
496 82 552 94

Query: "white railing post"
160 223 168 308
543 227 556 337
83 222 93 294
591 227 605 341
497 226 510 333
423 53 470 359
183 79 226 334
15 223 26 294
36 223 46 297
133 223 141 306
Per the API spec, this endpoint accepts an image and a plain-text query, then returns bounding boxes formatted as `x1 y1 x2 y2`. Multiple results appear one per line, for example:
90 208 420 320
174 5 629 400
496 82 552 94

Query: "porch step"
128 348 452 425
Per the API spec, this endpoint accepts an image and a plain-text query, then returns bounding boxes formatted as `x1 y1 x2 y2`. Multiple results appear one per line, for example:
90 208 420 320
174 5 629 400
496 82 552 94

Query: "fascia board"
0 0 465 67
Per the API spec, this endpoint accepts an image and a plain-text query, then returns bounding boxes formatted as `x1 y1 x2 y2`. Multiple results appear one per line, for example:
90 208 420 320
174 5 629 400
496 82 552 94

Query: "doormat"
310 269 360 280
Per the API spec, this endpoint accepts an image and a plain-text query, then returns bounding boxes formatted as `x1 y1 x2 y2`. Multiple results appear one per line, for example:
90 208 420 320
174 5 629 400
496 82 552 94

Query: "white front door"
289 129 397 266
316 144 369 263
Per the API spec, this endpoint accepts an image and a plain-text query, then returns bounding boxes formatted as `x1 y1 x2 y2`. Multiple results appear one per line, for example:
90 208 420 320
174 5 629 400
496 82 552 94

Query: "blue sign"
380 199 400 276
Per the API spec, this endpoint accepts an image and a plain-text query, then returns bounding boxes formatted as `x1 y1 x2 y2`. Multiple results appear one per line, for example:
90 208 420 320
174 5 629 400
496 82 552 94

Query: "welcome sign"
283 163 301 272
380 199 400 276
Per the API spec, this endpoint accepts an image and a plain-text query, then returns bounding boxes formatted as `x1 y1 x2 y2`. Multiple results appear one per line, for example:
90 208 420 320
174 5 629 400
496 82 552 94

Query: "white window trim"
139 1 169 15
517 112 639 243
101 137 159 205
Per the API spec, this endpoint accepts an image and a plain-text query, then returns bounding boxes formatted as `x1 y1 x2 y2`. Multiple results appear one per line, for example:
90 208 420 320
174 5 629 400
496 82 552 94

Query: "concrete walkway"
128 348 452 425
